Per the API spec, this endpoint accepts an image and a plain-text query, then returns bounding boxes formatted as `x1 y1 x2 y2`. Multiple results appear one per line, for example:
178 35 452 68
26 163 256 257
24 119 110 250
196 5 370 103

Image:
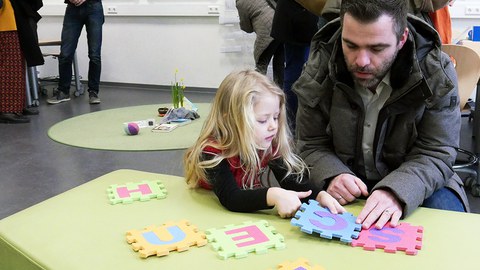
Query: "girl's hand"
267 187 312 218
316 191 346 214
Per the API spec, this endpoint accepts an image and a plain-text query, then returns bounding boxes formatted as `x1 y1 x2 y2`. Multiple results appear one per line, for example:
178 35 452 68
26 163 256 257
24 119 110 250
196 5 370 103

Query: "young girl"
184 70 344 218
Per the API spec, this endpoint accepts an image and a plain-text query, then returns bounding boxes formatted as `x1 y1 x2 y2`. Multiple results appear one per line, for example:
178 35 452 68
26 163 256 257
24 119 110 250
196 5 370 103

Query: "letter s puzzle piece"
291 199 361 243
126 220 207 258
351 222 423 255
205 220 285 259
277 258 325 270
107 180 167 204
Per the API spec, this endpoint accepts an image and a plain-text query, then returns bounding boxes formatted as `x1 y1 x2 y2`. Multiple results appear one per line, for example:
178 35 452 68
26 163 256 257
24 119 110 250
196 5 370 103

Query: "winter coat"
236 0 276 63
293 15 469 217
271 0 318 45
10 0 44 66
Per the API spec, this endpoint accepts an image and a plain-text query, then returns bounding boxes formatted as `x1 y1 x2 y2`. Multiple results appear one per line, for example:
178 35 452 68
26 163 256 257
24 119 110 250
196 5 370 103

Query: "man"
47 0 104 105
294 0 469 230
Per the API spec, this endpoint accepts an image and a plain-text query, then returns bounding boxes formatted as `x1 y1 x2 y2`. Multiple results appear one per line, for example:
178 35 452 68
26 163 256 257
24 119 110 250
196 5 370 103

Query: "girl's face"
253 91 280 149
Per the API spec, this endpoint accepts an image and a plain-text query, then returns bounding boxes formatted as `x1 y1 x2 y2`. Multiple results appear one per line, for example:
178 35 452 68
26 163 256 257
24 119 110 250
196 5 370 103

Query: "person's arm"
269 158 346 214
205 156 316 217
293 56 354 191
205 158 269 212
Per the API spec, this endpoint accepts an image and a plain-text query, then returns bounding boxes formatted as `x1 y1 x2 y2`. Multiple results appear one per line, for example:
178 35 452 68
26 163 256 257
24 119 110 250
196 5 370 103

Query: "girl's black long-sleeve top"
204 155 321 212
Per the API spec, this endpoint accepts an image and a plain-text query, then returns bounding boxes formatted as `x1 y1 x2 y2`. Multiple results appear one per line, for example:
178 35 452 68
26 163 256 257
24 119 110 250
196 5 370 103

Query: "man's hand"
267 187 312 218
69 0 86 6
356 189 403 229
327 173 369 205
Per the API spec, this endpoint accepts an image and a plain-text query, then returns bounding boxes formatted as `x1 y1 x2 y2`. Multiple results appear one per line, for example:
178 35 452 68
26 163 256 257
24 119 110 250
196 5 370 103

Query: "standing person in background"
0 0 44 124
47 0 104 105
236 0 284 87
271 0 319 129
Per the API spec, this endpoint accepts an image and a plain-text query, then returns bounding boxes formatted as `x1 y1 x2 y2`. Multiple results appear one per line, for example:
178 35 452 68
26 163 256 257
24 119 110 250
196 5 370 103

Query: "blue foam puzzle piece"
291 199 361 243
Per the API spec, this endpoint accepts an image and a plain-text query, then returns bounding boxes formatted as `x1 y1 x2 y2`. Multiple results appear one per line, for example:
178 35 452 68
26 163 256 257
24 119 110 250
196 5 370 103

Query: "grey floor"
1 84 479 220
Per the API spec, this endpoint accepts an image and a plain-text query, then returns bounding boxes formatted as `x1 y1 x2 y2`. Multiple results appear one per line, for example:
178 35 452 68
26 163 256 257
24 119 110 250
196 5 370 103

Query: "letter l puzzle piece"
205 220 285 259
291 199 361 243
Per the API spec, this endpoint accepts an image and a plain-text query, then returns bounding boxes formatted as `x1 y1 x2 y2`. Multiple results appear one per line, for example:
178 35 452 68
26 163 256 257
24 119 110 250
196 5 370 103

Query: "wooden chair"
442 44 480 196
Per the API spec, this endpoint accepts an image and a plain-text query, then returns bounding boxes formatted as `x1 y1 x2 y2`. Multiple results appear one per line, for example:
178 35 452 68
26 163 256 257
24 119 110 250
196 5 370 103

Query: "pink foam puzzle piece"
351 222 423 255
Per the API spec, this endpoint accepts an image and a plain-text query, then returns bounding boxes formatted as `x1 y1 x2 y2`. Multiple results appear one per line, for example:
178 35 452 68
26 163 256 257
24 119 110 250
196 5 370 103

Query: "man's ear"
398 27 409 49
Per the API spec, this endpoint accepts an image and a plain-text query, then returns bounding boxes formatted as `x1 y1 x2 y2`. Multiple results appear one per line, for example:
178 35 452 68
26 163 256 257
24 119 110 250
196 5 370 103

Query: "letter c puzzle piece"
205 220 285 259
351 222 423 255
291 199 361 243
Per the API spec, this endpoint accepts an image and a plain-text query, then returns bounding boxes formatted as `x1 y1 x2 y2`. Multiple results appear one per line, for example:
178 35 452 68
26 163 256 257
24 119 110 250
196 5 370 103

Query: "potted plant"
171 69 186 109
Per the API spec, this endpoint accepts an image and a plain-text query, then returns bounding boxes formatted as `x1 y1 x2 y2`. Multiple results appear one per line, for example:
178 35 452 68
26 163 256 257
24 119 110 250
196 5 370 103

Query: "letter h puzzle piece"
351 222 423 255
205 220 285 259
291 199 361 243
107 180 167 204
126 220 207 258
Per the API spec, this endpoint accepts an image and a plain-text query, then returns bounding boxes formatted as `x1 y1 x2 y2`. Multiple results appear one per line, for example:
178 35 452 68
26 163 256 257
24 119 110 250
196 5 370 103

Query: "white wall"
36 0 479 89
37 0 254 89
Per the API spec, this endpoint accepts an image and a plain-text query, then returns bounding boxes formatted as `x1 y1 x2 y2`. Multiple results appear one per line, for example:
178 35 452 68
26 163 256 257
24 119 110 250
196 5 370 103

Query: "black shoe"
0 113 30 124
23 107 39 115
47 92 70 105
88 92 101 104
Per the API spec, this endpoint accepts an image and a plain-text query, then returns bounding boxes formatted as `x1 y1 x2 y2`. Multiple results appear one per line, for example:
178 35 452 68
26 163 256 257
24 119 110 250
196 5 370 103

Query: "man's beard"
346 50 399 90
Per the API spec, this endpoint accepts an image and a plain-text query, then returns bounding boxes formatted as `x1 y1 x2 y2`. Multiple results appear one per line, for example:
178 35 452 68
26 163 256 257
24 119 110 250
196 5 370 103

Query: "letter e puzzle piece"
107 180 167 204
291 199 361 243
205 220 285 259
351 222 423 255
126 220 207 258
276 258 325 270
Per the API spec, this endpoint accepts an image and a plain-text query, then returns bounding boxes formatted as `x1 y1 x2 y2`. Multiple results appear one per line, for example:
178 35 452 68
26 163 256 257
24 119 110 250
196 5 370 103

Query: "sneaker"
47 92 70 105
89 92 101 104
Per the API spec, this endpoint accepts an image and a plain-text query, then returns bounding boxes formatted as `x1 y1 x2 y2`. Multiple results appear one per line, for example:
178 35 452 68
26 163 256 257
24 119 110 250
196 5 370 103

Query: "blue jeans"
422 187 466 212
58 1 104 95
283 43 309 129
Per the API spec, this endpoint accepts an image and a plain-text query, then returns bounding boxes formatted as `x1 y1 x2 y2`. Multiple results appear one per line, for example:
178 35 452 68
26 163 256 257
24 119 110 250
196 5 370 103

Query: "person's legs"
85 0 104 102
422 187 466 212
283 43 309 129
57 4 85 97
0 31 29 123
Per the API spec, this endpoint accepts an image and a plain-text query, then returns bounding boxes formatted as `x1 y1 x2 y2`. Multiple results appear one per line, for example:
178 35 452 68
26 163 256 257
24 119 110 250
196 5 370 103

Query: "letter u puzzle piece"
351 222 423 255
277 258 325 270
291 199 361 243
107 180 167 204
205 220 285 259
126 220 207 258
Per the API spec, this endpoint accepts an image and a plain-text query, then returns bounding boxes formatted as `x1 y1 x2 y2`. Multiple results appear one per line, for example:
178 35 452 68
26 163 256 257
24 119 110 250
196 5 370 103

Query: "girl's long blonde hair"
184 69 307 188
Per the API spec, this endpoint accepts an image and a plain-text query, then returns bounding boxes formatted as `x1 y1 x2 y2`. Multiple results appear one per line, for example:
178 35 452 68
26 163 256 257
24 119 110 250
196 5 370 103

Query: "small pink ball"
124 122 140 135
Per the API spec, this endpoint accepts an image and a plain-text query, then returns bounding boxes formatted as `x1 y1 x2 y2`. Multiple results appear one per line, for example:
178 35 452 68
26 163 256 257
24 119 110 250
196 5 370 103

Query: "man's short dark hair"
339 0 408 41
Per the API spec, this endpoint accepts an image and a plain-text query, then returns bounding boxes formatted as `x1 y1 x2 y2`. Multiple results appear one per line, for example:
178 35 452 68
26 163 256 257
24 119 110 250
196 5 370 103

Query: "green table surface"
1 169 479 270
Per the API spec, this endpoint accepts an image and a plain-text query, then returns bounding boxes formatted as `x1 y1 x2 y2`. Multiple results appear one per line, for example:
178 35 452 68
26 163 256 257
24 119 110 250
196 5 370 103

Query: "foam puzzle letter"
291 200 361 243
